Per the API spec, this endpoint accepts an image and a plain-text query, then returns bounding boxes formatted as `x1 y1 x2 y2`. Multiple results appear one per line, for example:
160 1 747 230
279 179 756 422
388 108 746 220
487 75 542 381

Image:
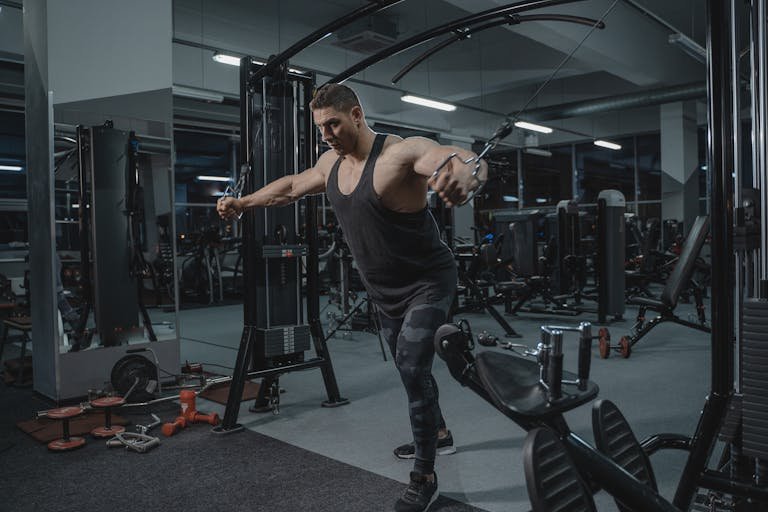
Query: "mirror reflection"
52 122 177 352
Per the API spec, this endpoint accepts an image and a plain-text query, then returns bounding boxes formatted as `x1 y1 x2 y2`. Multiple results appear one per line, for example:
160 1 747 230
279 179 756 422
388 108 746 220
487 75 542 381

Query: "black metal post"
673 1 734 507
73 126 93 345
564 434 680 512
215 58 258 433
597 198 607 323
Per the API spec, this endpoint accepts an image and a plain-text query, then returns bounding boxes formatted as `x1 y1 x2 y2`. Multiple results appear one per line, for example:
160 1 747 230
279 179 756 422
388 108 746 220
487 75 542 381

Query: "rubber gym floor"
0 294 710 511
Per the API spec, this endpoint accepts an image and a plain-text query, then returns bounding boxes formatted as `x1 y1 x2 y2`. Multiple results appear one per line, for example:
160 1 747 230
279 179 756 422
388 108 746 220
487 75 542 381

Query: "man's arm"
217 155 329 220
400 137 488 207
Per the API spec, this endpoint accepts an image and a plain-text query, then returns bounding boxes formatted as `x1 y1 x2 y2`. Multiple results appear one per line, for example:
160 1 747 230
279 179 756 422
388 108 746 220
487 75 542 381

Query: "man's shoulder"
314 148 342 173
380 135 435 162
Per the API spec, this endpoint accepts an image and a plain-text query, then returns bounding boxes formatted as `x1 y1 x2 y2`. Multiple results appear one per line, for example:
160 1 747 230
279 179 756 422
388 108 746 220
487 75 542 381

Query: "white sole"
394 444 456 460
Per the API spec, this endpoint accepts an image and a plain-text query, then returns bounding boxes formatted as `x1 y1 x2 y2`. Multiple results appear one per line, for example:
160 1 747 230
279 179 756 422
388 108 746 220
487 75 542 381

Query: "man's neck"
346 128 376 164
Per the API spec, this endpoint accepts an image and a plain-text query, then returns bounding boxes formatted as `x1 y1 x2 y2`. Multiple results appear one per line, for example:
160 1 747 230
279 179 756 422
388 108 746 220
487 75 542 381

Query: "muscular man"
217 83 487 512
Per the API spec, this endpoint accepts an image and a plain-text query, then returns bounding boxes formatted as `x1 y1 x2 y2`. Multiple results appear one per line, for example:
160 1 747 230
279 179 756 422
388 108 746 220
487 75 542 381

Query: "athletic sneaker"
395 471 439 512
393 431 456 459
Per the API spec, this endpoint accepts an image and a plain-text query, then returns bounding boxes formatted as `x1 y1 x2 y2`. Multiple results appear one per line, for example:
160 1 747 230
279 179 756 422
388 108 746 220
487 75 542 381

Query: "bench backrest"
660 215 709 308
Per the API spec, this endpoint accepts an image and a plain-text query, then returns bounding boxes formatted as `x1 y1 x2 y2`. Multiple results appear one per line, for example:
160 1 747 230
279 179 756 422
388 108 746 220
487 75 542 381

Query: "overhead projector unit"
332 16 398 54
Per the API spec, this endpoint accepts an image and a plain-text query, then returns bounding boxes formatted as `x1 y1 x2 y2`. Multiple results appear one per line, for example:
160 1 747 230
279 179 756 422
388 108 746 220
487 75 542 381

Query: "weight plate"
48 436 86 451
619 336 632 359
90 396 126 408
110 354 157 402
598 336 610 359
91 425 125 438
47 406 83 419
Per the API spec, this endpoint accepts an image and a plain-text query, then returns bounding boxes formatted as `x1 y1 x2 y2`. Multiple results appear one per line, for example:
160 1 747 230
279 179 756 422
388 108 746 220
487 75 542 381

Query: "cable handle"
223 163 250 220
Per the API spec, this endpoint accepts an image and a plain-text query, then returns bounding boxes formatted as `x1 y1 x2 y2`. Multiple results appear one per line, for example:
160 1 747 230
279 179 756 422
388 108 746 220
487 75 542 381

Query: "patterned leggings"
378 296 452 475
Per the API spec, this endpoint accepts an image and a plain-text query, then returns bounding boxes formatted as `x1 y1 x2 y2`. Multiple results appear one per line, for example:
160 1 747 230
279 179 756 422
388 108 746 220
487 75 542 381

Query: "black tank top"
325 133 456 318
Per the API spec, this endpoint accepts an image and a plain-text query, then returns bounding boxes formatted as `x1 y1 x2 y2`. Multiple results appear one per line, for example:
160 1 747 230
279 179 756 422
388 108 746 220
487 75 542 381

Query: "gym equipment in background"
604 215 710 359
595 190 625 323
453 239 521 338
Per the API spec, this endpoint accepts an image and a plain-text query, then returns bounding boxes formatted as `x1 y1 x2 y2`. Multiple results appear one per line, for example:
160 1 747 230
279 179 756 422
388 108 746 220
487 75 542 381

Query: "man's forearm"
239 175 296 209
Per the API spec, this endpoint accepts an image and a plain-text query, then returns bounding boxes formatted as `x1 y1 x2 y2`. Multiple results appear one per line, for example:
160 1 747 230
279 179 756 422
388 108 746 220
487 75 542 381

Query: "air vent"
332 16 398 54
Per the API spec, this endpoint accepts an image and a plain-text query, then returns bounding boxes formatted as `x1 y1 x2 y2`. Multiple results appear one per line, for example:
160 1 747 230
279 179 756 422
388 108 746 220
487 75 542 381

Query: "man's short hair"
310 83 361 112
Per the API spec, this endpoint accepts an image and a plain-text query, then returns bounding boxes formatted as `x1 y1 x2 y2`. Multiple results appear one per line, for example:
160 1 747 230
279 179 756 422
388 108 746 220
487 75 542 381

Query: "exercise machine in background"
215 58 348 432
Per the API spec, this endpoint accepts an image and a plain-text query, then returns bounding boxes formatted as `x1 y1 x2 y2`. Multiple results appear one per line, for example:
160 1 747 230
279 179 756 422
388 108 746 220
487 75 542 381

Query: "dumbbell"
161 416 187 437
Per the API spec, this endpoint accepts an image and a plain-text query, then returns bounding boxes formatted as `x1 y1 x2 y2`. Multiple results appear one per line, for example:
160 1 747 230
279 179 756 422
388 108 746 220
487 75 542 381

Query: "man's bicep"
293 166 327 196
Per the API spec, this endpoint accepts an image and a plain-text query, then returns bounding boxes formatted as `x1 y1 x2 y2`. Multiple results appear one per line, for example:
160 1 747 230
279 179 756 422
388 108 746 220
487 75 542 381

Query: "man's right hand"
217 196 243 220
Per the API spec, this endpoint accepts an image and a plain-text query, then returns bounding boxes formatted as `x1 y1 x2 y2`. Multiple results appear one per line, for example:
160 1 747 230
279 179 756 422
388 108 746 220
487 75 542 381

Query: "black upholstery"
523 427 597 512
626 296 665 309
592 400 657 512
626 216 708 311
659 215 709 309
474 351 598 422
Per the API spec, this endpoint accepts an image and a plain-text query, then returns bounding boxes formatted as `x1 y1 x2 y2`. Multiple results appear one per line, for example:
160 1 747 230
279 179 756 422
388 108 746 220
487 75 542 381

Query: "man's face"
313 106 361 156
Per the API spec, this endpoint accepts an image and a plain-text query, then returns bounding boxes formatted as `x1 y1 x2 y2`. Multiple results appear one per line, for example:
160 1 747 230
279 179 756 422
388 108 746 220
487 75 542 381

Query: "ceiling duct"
332 16 398 54
523 82 706 122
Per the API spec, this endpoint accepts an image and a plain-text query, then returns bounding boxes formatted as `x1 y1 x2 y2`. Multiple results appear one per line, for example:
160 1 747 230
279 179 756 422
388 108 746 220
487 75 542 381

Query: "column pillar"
661 101 700 236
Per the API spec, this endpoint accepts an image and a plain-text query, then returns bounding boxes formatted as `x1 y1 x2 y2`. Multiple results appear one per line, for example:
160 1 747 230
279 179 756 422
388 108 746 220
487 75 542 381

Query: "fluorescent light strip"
401 95 456 112
0 165 22 171
514 121 552 134
594 139 622 150
196 175 231 182
212 53 242 66
524 148 553 158
212 53 304 73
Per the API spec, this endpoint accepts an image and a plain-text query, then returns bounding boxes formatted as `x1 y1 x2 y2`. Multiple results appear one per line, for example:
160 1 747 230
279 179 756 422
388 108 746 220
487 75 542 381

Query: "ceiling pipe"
326 0 587 85
521 81 706 122
392 13 605 84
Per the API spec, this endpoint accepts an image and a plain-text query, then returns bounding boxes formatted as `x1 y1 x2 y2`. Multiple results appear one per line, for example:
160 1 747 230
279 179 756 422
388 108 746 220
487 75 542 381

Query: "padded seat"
592 400 658 512
474 351 598 422
523 427 597 512
494 280 528 293
627 296 666 309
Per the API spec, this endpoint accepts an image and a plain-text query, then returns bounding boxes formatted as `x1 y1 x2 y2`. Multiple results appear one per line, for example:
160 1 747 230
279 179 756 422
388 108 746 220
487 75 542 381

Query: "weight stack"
742 299 768 459
255 325 311 358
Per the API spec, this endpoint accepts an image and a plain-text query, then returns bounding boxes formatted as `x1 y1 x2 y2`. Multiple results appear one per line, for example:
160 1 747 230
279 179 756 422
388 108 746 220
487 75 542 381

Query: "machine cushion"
592 399 658 512
523 427 597 512
474 351 598 422
626 296 666 310
659 215 709 308
494 280 528 293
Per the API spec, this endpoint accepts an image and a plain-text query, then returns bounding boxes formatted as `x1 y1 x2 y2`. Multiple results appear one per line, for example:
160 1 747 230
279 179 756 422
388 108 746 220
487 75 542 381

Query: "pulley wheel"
110 354 157 402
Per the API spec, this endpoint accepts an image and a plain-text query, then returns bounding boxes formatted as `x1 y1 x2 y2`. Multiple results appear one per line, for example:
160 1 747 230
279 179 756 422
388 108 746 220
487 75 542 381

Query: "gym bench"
603 215 710 359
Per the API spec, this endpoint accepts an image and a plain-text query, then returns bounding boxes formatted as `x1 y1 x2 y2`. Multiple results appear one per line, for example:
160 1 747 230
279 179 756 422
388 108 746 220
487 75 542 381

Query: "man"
217 83 487 512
